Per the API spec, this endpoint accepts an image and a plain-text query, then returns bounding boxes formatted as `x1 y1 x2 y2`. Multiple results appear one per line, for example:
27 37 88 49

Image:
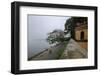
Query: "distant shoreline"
28 43 60 60
28 48 48 60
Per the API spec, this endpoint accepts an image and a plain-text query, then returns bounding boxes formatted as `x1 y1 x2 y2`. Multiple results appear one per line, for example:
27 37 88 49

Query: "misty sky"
28 15 70 40
28 15 70 58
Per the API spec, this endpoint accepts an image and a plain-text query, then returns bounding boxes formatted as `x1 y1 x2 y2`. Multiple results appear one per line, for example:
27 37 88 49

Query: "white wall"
0 0 99 76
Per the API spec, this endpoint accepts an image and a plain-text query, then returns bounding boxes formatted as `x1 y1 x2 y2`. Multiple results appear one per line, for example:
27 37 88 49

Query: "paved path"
60 39 87 59
29 39 87 60
29 43 66 60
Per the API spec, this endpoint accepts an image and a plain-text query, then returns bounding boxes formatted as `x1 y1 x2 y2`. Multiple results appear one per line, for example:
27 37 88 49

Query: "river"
28 39 51 58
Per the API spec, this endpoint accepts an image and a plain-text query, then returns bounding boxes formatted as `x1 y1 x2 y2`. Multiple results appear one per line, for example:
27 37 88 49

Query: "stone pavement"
29 43 65 60
60 39 87 59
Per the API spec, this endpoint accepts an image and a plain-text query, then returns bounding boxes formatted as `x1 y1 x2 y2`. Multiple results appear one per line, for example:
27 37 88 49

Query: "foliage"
46 29 65 44
56 42 68 59
64 17 87 38
65 17 87 30
46 17 87 44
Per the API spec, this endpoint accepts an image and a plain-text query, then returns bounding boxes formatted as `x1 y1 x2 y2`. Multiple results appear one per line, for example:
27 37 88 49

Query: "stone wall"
75 29 88 40
77 42 87 49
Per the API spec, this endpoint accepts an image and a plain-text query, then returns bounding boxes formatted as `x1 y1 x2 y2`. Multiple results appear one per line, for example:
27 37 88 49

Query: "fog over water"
28 15 70 58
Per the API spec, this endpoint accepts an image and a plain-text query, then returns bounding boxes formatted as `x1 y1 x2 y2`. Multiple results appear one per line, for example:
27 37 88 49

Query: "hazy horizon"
28 15 70 58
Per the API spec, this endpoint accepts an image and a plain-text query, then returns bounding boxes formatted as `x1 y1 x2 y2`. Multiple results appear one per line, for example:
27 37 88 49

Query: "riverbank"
28 39 87 61
28 42 67 60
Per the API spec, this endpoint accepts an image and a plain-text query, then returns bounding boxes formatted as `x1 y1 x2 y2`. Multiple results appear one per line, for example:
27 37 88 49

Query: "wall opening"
80 31 84 40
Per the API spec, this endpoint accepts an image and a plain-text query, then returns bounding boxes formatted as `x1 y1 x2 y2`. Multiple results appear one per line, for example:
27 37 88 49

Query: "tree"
46 29 65 44
65 17 87 39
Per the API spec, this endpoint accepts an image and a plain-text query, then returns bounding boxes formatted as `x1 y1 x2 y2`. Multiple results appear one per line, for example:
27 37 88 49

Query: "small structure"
73 22 88 49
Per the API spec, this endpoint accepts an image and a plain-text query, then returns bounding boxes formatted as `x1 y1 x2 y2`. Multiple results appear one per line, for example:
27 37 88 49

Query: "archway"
80 31 84 40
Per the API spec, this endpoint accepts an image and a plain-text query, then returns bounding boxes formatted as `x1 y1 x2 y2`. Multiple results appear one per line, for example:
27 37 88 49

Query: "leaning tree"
46 29 65 44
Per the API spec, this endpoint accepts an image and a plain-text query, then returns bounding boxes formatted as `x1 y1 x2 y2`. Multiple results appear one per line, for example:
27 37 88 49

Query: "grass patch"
56 41 68 59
